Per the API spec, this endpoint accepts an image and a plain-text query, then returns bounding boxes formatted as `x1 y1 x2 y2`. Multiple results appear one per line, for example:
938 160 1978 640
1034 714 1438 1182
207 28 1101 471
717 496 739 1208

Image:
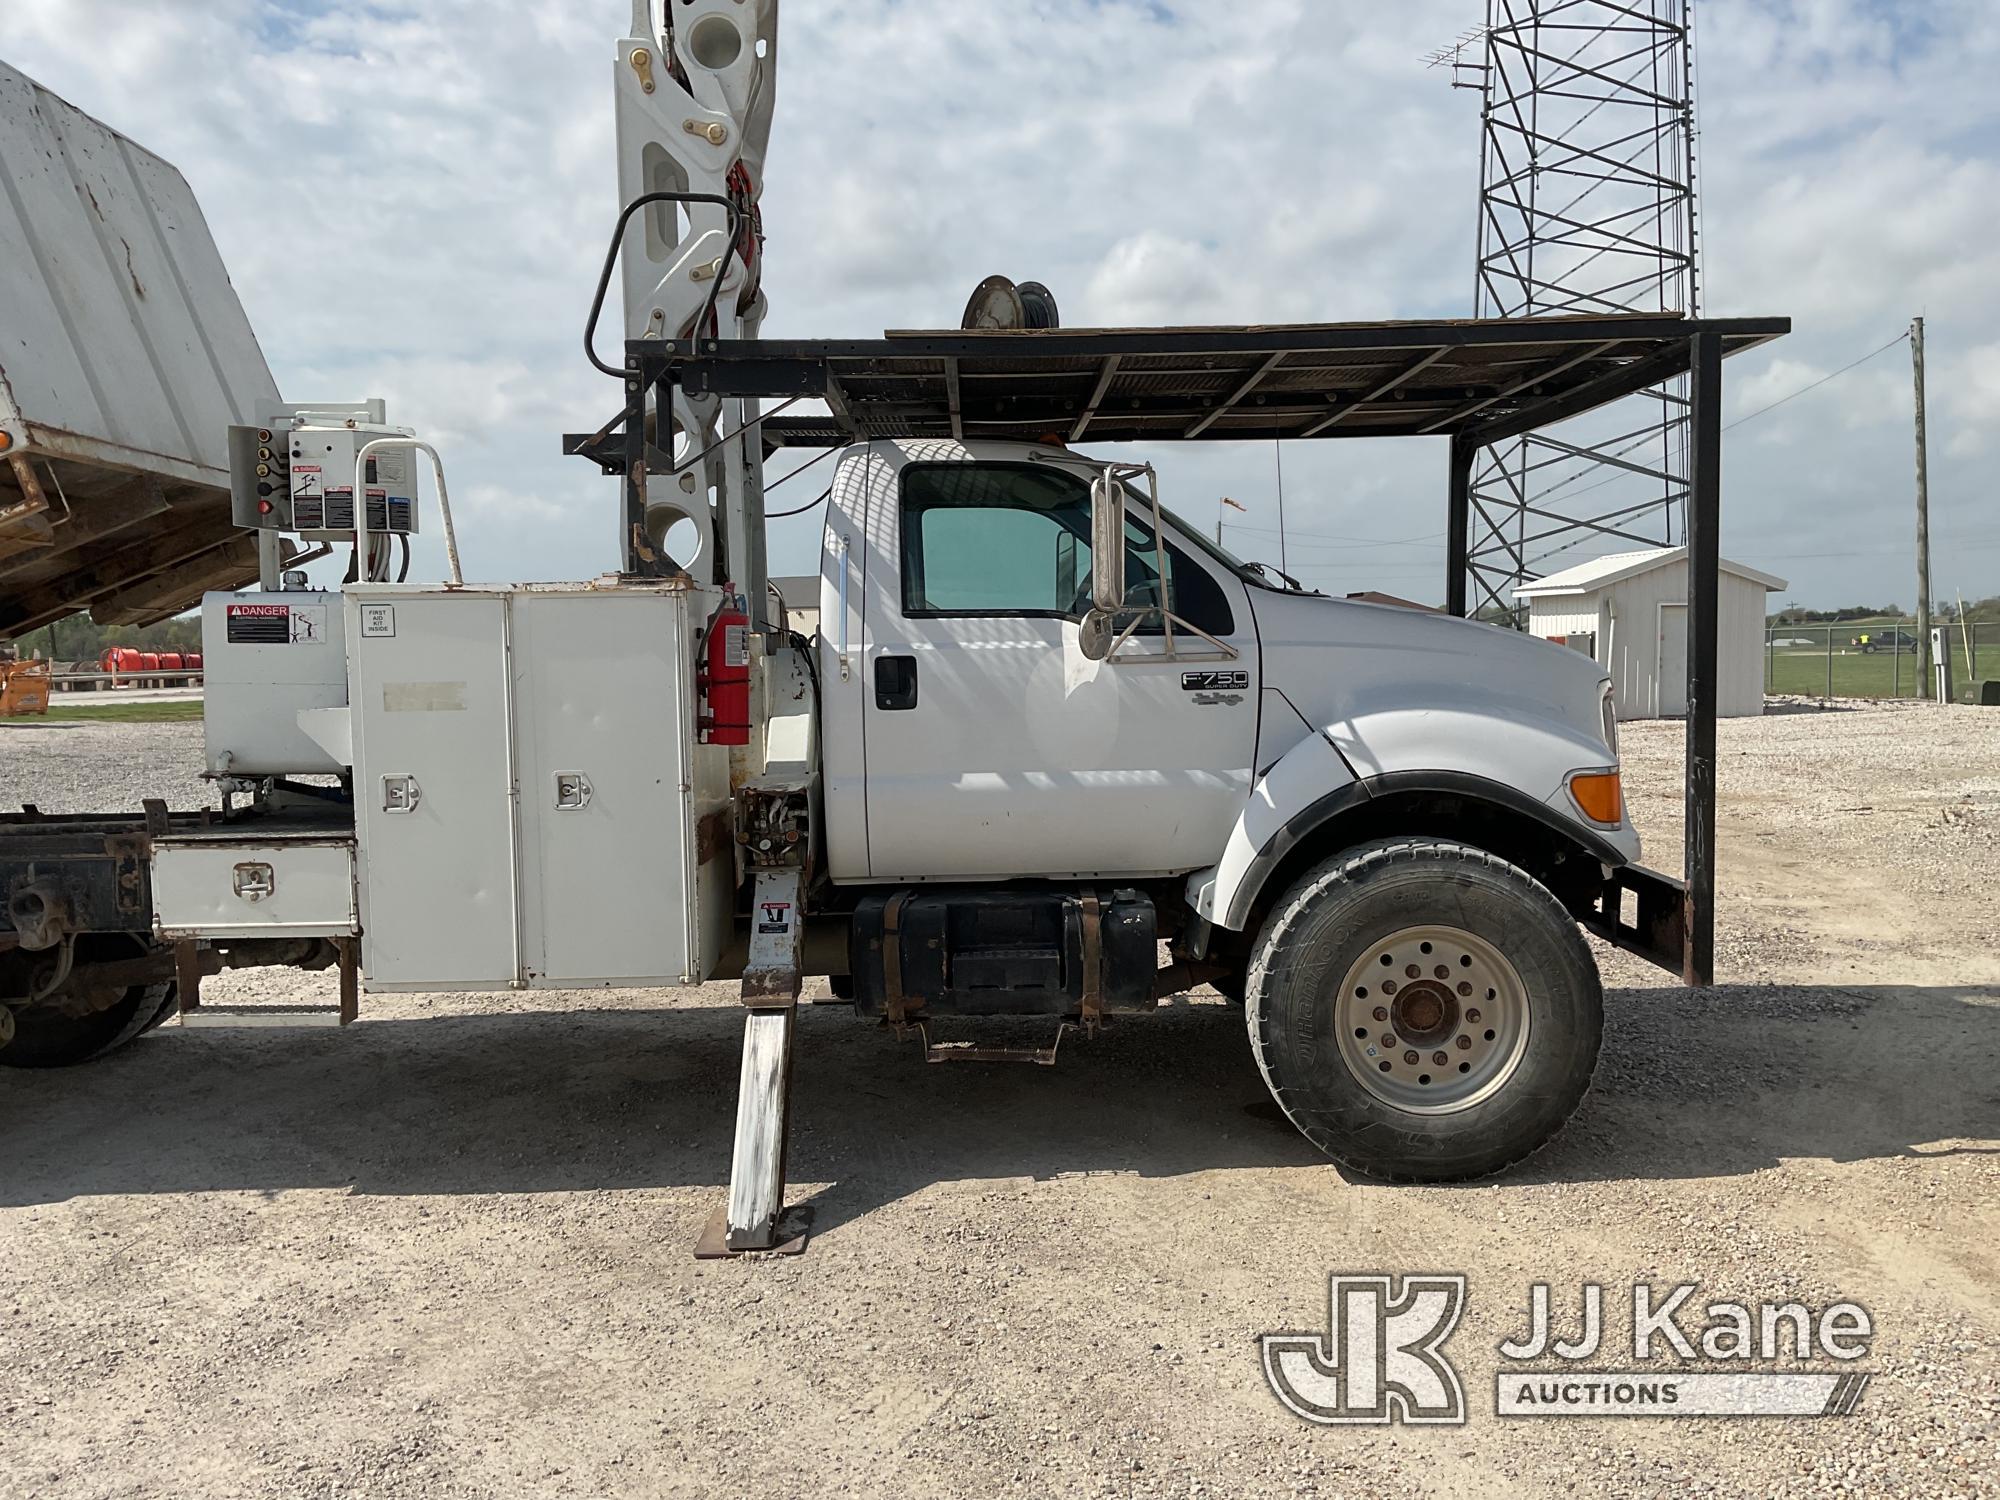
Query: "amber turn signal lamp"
0 430 13 453
1568 771 1623 826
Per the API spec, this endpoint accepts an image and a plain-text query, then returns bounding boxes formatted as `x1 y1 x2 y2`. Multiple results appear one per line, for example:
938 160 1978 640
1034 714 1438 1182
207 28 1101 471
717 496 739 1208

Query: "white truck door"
857 449 1258 881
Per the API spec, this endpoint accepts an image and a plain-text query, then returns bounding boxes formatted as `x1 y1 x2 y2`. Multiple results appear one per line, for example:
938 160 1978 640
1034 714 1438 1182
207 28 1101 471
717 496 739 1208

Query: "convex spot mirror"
1076 608 1115 661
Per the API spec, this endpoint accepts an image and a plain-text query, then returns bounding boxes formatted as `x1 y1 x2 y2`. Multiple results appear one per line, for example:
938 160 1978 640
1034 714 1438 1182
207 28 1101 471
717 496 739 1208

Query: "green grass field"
1766 647 1925 699
2 699 205 724
1766 645 1992 701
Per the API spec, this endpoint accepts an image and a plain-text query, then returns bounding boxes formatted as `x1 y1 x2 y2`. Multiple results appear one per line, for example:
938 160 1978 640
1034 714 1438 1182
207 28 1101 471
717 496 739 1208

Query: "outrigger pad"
694 1204 813 1260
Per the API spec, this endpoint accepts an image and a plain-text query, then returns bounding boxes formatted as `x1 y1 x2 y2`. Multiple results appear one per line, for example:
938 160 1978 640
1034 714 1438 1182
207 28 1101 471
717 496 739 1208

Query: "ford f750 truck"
0 2 1784 1256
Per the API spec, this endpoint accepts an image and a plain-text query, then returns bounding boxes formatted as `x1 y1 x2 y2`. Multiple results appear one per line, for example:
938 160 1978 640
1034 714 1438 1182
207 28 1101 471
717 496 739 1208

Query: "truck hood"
1248 589 1616 782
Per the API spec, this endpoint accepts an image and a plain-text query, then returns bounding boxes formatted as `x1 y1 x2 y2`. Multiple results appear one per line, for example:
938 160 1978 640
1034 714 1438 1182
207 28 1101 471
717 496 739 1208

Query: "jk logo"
1261 1274 1468 1426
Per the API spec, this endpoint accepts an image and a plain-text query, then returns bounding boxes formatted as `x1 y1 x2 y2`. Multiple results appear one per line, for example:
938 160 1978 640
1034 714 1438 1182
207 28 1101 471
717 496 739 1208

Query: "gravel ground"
2 701 1997 1499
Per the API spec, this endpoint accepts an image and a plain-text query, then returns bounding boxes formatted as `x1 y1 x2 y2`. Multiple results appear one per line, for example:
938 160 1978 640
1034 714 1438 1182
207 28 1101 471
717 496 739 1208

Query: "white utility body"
3 0 1780 1260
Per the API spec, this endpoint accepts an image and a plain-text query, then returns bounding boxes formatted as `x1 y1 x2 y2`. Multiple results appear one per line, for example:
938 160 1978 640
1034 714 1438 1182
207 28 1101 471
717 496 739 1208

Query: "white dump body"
0 59 281 634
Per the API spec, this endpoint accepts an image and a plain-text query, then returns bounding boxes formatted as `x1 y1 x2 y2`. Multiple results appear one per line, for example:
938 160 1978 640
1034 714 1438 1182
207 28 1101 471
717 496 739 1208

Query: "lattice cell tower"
1432 0 1700 619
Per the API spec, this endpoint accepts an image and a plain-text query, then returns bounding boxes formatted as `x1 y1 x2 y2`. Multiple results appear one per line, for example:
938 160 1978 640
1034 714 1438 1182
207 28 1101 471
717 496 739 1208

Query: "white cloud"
5 0 1999 604
1939 341 2000 458
1084 231 1228 327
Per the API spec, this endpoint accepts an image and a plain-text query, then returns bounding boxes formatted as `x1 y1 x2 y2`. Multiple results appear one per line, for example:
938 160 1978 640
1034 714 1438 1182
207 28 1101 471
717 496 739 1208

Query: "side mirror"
1089 470 1125 612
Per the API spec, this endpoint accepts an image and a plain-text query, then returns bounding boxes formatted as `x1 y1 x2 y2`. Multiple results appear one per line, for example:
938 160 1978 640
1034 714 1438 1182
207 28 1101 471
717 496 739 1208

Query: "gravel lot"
3 701 1997 1499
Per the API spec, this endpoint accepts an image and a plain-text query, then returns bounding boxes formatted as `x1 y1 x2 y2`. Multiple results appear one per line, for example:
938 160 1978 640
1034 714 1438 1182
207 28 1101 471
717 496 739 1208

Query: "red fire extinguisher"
699 590 752 746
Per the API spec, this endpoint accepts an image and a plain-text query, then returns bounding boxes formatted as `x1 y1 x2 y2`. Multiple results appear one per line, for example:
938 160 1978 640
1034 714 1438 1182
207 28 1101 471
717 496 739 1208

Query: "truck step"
917 1020 1072 1066
176 1005 350 1029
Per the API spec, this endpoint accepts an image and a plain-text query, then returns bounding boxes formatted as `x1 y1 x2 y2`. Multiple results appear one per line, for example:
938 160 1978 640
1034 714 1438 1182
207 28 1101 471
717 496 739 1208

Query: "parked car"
1851 627 1919 654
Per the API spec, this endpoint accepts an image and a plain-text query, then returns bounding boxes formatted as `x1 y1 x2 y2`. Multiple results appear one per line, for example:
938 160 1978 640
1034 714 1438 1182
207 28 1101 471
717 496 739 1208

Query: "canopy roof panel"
639 312 1788 451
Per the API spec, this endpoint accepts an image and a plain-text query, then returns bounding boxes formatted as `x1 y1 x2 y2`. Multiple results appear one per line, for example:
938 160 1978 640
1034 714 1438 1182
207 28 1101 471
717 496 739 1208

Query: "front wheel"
1245 839 1602 1181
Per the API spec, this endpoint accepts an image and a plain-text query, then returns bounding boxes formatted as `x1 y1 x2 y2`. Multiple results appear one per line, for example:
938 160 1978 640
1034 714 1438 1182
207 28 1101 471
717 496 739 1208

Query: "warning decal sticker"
226 603 326 645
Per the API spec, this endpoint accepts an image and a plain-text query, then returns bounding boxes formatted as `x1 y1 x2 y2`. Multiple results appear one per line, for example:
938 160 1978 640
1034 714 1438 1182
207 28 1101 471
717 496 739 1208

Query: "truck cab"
782 435 1635 1182
819 436 1632 917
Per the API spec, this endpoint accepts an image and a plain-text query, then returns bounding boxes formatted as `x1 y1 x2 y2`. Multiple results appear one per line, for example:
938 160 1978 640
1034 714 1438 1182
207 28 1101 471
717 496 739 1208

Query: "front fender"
1184 732 1361 931
1187 707 1639 933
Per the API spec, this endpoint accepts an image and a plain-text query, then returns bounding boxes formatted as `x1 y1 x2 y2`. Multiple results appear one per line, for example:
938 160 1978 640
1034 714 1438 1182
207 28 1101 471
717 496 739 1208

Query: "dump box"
0 59 281 639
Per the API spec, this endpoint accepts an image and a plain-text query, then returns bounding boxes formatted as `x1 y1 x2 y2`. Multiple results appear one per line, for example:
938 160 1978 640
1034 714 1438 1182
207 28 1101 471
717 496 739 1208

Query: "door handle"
874 654 918 710
553 771 593 810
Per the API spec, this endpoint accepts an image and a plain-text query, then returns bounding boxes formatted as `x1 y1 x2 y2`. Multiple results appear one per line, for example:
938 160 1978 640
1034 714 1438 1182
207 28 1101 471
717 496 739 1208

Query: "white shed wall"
1717 571 1769 718
1526 603 1601 641
1528 560 1771 720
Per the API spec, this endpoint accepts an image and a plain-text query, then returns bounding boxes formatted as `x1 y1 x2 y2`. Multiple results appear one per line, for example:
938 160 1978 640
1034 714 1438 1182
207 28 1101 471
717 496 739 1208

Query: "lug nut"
1371 1006 1388 1022
1434 965 1449 980
1382 979 1397 994
1405 964 1421 979
1457 981 1472 996
1456 1035 1472 1050
1379 1033 1396 1048
1433 1051 1449 1066
1403 1050 1419 1066
1466 1008 1482 1024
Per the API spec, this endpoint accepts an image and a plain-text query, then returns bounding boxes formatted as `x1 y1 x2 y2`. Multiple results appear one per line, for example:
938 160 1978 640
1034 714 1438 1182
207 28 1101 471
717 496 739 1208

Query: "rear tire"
2 980 177 1068
1244 838 1601 1181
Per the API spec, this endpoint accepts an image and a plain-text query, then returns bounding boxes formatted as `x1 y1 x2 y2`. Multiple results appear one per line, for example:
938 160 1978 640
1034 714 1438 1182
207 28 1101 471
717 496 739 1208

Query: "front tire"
1245 839 1602 1181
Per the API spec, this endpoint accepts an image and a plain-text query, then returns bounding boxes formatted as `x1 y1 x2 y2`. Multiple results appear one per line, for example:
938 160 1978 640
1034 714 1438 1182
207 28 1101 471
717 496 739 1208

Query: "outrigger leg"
697 865 812 1257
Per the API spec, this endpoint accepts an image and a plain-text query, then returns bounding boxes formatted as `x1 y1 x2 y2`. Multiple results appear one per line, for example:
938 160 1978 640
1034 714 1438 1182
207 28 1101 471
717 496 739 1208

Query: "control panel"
229 400 420 541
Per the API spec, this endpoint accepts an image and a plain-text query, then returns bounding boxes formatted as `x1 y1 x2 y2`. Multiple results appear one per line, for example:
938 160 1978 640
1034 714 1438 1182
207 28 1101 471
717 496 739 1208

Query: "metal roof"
1514 545 1789 598
637 312 1787 451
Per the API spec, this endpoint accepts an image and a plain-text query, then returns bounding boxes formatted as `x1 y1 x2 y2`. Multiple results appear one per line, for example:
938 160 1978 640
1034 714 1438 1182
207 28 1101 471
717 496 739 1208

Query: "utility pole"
1216 494 1245 546
1912 317 1933 698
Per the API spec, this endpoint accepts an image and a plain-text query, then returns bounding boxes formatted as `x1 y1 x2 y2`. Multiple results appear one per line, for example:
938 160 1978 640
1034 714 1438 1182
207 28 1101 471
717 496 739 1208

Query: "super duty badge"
1182 670 1249 692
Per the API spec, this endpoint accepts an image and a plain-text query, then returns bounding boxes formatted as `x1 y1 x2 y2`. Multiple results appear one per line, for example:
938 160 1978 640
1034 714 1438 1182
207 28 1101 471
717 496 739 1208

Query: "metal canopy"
571 310 1790 991
641 312 1786 450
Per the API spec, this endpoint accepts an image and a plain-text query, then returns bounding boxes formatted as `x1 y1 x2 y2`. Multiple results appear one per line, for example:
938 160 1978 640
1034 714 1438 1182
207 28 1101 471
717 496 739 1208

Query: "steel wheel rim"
1333 924 1531 1115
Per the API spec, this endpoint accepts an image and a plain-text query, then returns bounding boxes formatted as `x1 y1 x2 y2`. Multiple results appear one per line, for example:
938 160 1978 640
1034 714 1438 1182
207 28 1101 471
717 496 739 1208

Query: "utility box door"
349 593 518 989
512 591 694 985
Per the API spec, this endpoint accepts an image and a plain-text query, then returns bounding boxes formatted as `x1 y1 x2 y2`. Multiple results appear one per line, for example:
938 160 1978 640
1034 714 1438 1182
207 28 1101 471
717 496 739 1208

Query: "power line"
1519 327 1917 525
1723 330 1910 432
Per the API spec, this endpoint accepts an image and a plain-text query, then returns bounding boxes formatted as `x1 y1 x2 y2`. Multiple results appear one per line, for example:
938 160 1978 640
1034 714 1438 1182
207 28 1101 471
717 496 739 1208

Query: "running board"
173 937 360 1027
913 1020 1073 1065
177 1005 349 1029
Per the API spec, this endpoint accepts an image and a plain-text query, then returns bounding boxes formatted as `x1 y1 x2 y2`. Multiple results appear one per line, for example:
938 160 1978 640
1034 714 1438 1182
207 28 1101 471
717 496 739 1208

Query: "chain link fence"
1765 621 1998 703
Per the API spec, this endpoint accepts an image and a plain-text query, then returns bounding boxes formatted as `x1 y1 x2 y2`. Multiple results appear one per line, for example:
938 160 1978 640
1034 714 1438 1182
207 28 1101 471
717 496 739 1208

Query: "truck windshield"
1128 484 1319 596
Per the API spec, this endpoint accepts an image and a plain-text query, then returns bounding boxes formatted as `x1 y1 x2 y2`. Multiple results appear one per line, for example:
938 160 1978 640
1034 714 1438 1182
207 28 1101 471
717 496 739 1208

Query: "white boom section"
615 0 779 627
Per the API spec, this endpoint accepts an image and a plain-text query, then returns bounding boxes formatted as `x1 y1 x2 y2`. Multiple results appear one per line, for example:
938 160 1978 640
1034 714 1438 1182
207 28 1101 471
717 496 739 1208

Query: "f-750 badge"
1182 670 1249 692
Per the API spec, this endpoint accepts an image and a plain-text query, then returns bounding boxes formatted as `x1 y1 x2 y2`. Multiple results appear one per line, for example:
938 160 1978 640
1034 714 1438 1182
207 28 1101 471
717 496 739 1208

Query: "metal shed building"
1516 546 1786 720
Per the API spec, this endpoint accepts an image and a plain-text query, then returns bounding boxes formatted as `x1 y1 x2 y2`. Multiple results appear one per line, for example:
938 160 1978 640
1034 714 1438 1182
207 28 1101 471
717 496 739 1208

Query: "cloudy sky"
10 0 1997 609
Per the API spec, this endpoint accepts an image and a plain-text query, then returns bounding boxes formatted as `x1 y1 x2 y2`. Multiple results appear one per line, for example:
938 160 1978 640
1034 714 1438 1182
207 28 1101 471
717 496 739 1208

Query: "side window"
899 462 1234 637
1122 514 1234 639
901 464 1092 616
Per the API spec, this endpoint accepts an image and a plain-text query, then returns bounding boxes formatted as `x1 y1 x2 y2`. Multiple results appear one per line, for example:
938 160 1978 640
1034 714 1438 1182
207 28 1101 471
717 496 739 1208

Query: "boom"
613 0 779 627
